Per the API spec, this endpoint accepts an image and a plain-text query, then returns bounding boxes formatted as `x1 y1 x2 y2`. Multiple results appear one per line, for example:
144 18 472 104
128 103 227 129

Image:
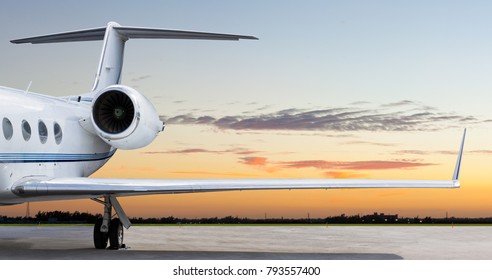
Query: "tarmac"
0 225 491 260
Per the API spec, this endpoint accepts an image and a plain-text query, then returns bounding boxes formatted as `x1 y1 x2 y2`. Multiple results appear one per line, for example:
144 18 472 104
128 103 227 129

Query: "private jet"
0 22 465 249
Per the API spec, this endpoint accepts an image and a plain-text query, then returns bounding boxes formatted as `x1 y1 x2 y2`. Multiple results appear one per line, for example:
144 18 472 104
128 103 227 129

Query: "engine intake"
93 90 135 134
91 85 163 150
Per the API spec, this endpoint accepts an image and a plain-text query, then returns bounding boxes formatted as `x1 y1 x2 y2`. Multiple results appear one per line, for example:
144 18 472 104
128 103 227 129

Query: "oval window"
22 120 31 141
38 120 48 144
54 122 62 145
2 118 13 140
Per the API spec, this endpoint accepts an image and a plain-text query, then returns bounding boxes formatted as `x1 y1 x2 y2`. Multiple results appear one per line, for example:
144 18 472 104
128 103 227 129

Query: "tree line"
1 211 492 224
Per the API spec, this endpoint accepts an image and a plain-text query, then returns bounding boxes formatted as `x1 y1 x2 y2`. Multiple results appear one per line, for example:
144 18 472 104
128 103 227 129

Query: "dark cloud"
161 101 481 132
130 75 151 82
381 100 417 107
395 149 492 156
393 150 433 155
349 101 371 105
146 149 213 154
394 150 456 156
256 105 272 111
143 148 260 155
469 150 492 155
381 100 437 112
344 140 397 147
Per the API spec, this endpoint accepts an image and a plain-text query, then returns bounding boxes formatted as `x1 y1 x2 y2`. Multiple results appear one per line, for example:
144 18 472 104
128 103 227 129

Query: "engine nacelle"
91 85 163 150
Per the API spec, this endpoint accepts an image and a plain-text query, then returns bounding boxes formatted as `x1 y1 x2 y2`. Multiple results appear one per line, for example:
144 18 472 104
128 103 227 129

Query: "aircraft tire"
109 218 124 249
93 218 109 249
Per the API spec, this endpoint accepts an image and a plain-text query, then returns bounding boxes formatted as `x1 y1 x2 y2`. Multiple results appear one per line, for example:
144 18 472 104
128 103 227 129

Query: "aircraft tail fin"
452 128 466 181
11 21 258 92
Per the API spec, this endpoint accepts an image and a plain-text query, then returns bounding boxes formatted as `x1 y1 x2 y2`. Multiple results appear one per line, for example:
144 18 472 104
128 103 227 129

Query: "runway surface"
0 225 491 260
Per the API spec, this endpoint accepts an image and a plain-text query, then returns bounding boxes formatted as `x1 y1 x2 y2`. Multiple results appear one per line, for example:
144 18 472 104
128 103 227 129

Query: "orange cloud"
279 160 434 170
324 171 367 178
170 171 253 177
236 155 433 176
239 157 268 166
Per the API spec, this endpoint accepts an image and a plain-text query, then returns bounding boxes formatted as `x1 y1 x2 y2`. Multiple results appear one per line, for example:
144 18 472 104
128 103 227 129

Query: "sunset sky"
1 1 492 218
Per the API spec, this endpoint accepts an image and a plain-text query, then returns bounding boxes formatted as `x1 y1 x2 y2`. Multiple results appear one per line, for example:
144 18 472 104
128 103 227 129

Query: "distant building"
362 212 398 223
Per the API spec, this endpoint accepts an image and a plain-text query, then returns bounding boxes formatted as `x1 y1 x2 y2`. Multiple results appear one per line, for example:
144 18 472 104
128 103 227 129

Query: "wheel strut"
101 196 112 233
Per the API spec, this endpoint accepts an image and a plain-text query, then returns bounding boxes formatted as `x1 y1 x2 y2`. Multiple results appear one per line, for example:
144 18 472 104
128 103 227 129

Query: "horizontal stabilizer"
11 25 258 44
115 26 258 41
11 27 107 44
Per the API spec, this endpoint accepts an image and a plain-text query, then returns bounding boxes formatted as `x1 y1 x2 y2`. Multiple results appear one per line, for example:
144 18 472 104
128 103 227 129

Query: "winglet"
452 128 466 181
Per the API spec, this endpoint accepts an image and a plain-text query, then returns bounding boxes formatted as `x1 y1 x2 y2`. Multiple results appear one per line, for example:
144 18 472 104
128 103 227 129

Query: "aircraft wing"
11 128 465 201
12 177 459 201
9 130 465 230
9 176 459 230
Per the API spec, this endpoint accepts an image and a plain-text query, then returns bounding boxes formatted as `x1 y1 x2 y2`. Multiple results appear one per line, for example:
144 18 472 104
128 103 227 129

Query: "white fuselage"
0 86 114 204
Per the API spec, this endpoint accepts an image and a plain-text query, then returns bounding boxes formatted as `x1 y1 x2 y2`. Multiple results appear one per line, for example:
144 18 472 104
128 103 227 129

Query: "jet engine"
91 85 164 150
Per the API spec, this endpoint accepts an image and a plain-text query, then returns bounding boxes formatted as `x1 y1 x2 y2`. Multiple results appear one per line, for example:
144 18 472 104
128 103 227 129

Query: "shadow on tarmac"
0 246 403 260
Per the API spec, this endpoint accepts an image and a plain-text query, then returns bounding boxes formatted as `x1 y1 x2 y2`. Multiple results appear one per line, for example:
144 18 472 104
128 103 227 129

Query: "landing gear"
91 196 131 250
93 218 125 249
94 218 109 249
109 218 124 249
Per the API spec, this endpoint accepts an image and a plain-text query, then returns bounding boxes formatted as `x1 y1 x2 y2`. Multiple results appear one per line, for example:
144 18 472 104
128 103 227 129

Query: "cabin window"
38 120 48 144
22 120 31 141
54 122 62 145
2 118 13 140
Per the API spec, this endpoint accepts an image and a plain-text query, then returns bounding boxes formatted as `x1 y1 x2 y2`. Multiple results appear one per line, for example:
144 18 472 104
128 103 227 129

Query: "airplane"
0 22 465 249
